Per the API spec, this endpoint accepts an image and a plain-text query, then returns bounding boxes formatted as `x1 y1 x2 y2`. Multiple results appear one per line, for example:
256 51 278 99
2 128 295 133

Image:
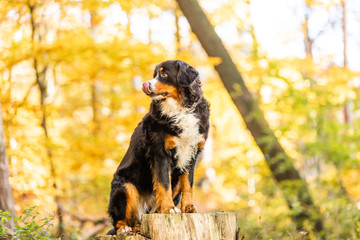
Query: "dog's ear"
176 61 199 87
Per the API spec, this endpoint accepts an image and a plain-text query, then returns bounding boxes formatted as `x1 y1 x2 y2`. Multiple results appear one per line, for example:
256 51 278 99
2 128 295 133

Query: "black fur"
107 60 209 235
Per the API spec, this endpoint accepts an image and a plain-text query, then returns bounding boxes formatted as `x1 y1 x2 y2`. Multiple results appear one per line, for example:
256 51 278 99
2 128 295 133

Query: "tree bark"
90 10 102 134
342 0 347 68
0 100 15 229
342 0 350 123
302 6 313 57
176 0 324 235
141 212 236 240
96 236 148 240
28 3 64 237
174 7 181 54
96 212 236 240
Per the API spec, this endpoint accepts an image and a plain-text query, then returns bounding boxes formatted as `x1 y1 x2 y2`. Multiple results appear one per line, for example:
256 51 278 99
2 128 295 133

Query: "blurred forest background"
0 0 360 239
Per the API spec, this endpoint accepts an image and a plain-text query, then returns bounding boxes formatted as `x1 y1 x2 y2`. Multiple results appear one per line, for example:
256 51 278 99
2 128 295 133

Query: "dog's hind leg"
108 183 140 235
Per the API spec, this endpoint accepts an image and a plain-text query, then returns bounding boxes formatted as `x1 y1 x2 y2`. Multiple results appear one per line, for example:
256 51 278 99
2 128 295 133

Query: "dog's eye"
160 72 167 78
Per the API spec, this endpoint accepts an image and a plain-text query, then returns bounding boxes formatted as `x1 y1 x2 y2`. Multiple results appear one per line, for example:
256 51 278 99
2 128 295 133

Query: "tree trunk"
96 212 237 240
342 0 350 123
0 100 15 229
176 0 324 235
174 7 181 54
28 3 64 237
90 10 102 134
342 0 347 68
302 9 313 57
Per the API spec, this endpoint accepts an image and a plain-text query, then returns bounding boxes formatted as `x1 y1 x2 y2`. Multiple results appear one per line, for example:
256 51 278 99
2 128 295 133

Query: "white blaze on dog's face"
147 78 158 93
145 78 167 101
142 65 180 101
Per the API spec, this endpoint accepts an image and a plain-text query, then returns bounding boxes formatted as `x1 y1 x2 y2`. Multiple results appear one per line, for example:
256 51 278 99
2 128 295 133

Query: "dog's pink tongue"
142 82 152 94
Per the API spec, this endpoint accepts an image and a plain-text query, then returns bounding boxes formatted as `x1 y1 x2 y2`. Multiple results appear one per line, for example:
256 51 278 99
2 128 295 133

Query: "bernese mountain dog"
107 60 210 235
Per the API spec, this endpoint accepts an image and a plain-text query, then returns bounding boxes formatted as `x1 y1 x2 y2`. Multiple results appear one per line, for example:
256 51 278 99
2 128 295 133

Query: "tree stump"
95 212 237 240
95 236 149 240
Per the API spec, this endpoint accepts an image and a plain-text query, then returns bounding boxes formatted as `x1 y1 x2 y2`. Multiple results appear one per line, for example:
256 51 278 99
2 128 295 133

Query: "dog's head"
142 60 201 108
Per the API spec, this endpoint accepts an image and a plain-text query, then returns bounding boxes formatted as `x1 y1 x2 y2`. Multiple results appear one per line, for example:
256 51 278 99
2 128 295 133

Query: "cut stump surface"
95 212 237 240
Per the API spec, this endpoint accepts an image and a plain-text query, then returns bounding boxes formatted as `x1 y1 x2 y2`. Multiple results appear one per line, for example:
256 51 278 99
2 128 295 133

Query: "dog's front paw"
117 226 133 235
163 206 181 214
183 204 197 213
171 207 181 213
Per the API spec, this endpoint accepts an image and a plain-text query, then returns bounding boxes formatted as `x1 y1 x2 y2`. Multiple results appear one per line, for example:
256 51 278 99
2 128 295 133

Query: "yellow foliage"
0 0 360 238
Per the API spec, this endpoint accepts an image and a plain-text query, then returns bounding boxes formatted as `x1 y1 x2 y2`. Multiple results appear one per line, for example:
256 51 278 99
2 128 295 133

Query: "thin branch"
7 81 37 122
62 209 109 226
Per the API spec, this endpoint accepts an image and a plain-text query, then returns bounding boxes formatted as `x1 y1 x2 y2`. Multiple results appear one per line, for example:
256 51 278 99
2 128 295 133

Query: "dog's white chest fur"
161 99 203 170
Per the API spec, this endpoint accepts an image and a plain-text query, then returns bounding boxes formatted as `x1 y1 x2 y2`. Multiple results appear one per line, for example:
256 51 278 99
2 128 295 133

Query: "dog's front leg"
179 163 197 213
152 159 181 214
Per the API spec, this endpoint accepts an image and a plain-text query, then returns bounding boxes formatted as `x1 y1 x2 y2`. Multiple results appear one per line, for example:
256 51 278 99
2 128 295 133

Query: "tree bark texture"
302 4 313 57
28 3 64 237
96 212 236 240
96 236 148 240
0 101 15 228
176 0 324 235
90 10 102 134
342 0 350 124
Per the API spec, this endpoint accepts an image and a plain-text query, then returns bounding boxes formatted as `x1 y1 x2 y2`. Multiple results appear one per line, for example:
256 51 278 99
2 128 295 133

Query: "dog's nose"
142 82 152 94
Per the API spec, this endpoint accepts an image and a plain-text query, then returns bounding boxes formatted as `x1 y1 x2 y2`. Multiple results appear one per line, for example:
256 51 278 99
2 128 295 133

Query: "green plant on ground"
0 204 56 240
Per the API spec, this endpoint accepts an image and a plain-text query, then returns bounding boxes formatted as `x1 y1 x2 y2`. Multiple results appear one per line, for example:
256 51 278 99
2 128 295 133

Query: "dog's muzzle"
142 82 152 95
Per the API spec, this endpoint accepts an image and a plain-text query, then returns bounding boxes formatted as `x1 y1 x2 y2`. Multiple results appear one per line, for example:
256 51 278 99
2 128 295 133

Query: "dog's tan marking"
116 220 127 229
154 81 180 100
124 183 139 224
197 135 206 150
153 173 175 213
165 135 178 151
159 67 163 71
116 221 134 235
179 172 196 213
